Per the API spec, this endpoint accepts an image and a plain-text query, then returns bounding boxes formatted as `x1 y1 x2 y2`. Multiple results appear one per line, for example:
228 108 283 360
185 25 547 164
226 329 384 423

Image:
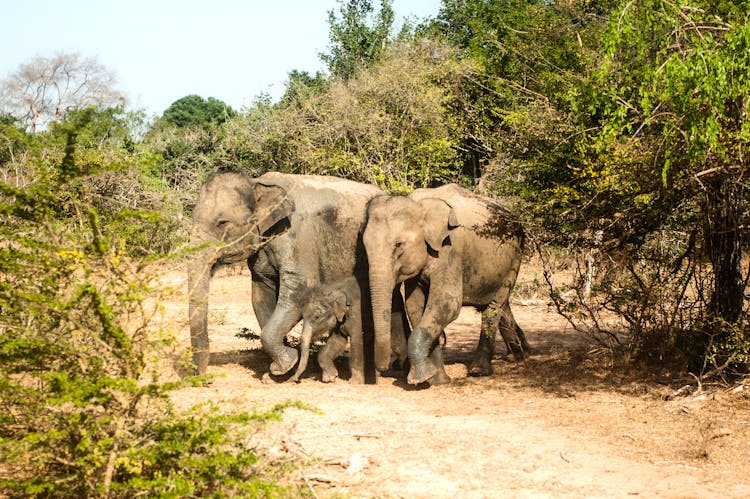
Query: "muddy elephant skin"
292 275 410 384
188 172 388 376
362 184 530 385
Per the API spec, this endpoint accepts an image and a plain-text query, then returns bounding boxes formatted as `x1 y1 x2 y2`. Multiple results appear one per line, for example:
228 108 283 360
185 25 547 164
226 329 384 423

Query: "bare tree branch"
0 52 124 132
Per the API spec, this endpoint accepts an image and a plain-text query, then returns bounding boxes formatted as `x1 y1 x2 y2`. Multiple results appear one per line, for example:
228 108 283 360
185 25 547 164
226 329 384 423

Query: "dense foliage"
162 94 236 128
528 1 750 374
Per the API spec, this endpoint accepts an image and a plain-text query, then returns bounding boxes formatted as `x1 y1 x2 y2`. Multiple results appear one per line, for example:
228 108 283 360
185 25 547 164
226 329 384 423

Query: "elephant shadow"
207 349 275 380
206 349 356 383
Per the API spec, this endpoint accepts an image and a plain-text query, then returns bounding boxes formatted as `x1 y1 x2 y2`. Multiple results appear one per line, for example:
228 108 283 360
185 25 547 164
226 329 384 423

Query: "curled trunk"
291 323 313 383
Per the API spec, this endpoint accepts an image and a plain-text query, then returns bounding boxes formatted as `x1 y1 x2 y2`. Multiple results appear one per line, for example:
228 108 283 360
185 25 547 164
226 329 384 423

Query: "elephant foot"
428 369 452 386
469 356 493 377
269 346 299 376
504 333 533 361
321 369 339 383
508 343 530 362
348 369 365 385
192 350 209 376
407 358 439 385
507 342 526 362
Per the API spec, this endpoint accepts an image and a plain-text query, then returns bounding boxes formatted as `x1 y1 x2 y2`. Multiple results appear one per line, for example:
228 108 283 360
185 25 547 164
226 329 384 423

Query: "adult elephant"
188 171 408 378
362 184 530 385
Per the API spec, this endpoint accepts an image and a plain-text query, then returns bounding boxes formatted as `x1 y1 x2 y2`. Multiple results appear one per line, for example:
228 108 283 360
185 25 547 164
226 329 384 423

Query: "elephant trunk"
291 322 313 382
187 242 216 375
369 267 395 372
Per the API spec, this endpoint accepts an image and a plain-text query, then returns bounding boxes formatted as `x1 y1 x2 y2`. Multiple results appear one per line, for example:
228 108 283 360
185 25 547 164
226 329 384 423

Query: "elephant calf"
291 276 365 384
291 275 410 384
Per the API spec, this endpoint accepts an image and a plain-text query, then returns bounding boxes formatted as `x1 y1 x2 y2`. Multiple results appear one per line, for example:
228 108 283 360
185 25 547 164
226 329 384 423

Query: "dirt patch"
163 265 750 498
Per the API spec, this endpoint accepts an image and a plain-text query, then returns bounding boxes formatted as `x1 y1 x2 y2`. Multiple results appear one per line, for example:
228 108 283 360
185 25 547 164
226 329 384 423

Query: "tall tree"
321 0 395 80
592 0 750 336
425 0 611 185
0 52 124 132
162 95 235 128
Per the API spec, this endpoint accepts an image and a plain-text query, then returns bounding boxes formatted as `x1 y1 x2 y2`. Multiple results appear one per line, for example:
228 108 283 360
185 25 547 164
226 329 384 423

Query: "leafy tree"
321 0 395 80
424 0 612 187
162 94 235 128
0 52 124 132
280 69 329 106
578 0 750 371
224 39 473 191
50 105 145 151
0 117 30 171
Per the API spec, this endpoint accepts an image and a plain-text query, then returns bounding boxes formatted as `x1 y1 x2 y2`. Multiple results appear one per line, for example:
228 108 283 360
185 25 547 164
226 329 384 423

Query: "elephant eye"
394 241 405 249
217 219 230 228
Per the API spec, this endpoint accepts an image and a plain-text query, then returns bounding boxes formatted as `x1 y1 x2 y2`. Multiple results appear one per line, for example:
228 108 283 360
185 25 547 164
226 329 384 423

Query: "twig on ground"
300 466 320 499
306 473 335 484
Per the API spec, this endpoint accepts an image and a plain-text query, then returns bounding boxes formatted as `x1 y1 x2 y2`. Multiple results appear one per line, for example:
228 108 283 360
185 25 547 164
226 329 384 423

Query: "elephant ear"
250 182 295 235
333 291 349 323
420 198 460 253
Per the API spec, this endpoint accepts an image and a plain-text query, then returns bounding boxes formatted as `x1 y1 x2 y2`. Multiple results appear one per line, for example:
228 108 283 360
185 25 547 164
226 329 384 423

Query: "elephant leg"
498 302 531 361
347 320 365 384
249 252 278 329
260 301 302 376
428 332 451 386
390 287 410 370
407 290 460 385
405 282 451 385
318 333 347 383
404 280 426 325
470 302 502 376
251 274 277 330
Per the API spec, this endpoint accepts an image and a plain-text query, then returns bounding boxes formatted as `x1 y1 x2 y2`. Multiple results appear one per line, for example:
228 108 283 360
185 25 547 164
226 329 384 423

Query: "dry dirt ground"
160 264 750 498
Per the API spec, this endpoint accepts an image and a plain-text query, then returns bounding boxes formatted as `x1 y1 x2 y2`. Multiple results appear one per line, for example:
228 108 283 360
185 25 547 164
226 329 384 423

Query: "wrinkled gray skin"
362 184 530 385
291 275 409 384
188 172 408 377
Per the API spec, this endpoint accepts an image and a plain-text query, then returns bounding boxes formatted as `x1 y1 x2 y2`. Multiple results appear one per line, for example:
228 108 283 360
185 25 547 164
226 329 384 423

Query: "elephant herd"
188 172 530 386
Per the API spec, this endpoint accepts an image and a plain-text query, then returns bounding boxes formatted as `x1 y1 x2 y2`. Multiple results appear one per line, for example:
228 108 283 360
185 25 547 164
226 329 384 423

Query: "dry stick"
102 416 125 497
300 466 320 499
294 430 384 440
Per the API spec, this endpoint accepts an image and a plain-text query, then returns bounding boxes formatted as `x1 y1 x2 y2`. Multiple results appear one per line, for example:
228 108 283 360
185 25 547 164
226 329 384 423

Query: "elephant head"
188 172 294 374
362 195 459 372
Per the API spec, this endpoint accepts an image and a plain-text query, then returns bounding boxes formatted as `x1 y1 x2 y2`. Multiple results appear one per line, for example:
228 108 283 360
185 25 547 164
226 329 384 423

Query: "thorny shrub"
537 226 750 381
0 131 307 497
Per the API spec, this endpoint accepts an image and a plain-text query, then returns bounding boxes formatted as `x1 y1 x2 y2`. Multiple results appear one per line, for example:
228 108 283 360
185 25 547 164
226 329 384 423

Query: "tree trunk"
705 178 744 325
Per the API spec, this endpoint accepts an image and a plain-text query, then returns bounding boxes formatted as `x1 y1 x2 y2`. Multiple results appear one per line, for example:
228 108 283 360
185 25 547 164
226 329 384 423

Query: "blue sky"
1 0 442 117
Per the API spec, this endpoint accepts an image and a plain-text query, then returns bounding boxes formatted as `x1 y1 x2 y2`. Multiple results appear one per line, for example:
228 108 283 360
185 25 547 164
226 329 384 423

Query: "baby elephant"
291 276 366 384
291 276 411 384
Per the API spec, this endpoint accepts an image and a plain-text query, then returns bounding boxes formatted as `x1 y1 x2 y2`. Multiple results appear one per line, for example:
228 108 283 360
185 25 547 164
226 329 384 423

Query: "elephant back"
256 172 381 218
255 172 383 284
409 184 522 245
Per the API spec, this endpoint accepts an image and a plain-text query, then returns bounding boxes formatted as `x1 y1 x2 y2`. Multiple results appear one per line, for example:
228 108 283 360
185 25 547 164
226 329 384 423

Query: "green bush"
0 131 306 498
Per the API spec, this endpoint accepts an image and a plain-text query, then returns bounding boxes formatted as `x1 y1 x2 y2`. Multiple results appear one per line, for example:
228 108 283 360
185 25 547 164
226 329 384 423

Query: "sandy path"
163 267 750 498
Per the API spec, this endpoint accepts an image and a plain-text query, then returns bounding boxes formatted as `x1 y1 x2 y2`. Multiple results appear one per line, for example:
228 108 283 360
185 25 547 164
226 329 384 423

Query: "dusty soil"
160 264 750 498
